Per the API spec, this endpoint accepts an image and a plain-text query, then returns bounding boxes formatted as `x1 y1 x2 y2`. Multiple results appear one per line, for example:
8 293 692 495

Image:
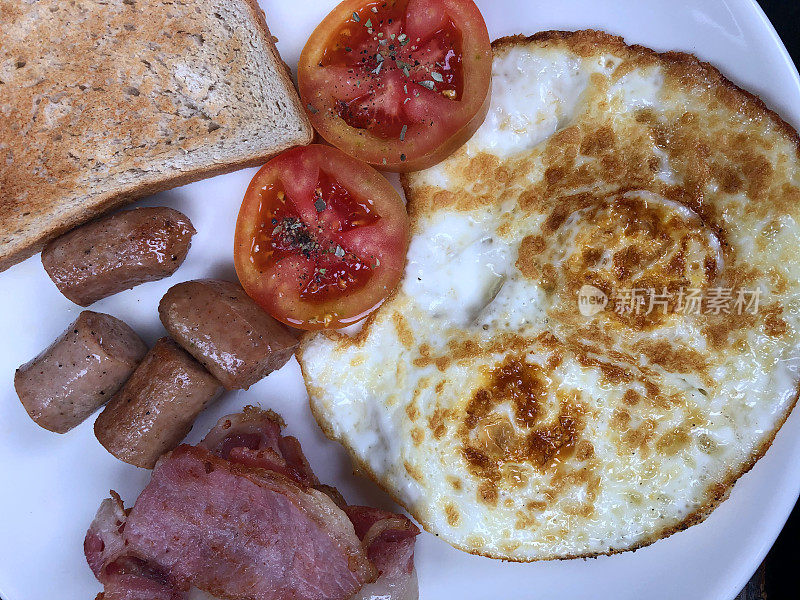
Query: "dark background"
753 4 799 599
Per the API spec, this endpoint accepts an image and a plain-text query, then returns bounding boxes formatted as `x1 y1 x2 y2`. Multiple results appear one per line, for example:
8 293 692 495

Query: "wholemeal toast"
0 0 313 272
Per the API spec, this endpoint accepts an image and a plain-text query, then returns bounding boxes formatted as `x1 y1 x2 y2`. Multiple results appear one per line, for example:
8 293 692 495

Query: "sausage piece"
158 279 299 390
42 207 196 306
15 311 148 433
95 337 221 468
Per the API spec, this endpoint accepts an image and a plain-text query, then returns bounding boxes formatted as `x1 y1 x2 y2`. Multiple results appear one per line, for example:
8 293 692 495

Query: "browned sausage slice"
95 337 221 468
158 279 299 390
15 311 148 433
42 207 196 306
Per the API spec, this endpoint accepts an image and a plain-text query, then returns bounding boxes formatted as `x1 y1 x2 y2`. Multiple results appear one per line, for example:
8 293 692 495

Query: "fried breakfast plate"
1 1 799 599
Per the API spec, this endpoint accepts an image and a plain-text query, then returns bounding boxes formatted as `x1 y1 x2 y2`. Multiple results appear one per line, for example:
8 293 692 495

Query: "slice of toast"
0 0 313 272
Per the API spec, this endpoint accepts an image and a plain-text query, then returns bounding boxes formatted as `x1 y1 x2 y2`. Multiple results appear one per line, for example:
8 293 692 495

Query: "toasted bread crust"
0 148 301 273
0 0 312 272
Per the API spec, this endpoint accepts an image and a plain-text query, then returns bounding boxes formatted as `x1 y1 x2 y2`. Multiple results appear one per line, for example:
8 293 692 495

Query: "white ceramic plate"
1 1 799 598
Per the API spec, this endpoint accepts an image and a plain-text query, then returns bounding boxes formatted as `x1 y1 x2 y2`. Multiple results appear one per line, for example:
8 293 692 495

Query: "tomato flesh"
250 173 380 302
320 0 464 139
299 0 491 171
235 145 409 329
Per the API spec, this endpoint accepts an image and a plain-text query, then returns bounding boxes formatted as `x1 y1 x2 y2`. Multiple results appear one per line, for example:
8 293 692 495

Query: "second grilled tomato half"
234 145 409 330
298 0 492 172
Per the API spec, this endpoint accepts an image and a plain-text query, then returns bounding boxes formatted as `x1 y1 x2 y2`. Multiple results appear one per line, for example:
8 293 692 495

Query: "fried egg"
298 31 800 560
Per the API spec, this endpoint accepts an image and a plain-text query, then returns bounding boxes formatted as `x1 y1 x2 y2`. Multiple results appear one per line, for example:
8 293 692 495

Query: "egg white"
300 31 800 560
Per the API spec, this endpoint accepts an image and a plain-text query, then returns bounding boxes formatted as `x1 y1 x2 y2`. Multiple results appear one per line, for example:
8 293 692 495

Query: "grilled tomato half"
234 144 409 329
298 0 492 172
